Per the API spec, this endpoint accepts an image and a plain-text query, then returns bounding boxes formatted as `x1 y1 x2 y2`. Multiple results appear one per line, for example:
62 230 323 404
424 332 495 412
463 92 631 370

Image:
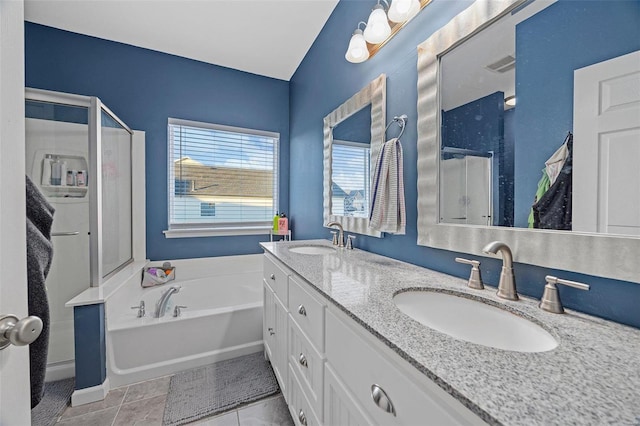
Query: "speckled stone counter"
260 240 640 426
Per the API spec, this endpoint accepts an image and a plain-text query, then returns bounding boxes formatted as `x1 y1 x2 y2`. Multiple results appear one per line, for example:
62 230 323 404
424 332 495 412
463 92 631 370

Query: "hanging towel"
369 138 406 234
26 175 55 408
533 133 573 230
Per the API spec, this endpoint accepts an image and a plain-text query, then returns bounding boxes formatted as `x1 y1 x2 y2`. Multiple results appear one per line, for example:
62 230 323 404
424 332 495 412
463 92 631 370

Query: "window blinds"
168 118 278 229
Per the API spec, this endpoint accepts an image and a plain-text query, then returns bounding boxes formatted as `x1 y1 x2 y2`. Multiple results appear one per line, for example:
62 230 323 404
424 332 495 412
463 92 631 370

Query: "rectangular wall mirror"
323 74 386 237
417 0 640 282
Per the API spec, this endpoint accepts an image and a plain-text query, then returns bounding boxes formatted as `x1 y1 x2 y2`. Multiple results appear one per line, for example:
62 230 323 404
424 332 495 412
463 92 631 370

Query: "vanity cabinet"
263 253 483 426
263 255 289 400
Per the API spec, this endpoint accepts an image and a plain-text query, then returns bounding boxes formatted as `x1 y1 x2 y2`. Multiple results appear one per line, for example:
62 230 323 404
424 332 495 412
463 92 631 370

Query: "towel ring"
385 115 407 140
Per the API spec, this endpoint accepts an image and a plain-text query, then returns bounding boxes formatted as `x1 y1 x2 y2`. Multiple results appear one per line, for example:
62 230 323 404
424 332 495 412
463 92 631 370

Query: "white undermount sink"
288 245 336 255
393 291 558 353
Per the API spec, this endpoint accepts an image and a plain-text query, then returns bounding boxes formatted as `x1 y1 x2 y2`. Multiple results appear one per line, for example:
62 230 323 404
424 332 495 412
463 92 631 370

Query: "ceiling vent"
486 55 516 73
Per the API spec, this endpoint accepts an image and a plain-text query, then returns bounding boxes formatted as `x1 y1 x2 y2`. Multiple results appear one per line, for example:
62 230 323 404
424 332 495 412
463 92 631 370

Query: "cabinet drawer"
324 363 374 426
289 318 324 420
326 309 484 426
288 364 321 426
288 274 325 352
263 254 289 304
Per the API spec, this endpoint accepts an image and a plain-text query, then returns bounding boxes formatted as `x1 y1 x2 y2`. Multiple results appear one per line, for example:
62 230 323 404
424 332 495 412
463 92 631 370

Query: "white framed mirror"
417 0 640 283
324 74 386 237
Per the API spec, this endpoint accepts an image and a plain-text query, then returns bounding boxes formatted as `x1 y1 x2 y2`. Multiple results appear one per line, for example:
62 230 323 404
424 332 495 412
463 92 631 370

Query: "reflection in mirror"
416 0 640 283
331 104 371 218
438 0 640 236
323 74 386 237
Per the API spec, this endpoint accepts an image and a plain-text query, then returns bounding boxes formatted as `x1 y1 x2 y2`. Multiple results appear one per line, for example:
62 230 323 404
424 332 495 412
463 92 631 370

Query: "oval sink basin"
393 291 557 353
288 245 336 255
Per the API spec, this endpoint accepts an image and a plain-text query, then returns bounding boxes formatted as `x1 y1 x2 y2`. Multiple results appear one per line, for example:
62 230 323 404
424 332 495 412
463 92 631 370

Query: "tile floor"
54 376 294 426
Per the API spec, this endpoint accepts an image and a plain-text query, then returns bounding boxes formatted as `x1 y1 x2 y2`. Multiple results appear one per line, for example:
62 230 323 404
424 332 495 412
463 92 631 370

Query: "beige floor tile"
185 410 239 426
57 406 119 426
113 394 167 426
123 376 171 404
237 396 294 426
60 387 126 419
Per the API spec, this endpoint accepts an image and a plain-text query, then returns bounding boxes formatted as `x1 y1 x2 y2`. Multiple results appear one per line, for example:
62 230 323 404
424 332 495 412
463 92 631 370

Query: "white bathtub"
105 254 264 388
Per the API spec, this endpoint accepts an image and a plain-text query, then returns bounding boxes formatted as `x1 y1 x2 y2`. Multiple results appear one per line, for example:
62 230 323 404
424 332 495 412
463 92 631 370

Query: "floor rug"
31 378 75 426
162 352 280 426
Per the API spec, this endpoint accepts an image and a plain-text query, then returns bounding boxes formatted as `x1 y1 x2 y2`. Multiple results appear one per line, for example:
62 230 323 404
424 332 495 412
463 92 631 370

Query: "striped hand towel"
369 138 406 234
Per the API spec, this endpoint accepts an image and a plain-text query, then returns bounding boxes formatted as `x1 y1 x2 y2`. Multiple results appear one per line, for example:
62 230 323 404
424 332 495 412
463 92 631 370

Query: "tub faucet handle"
455 258 484 290
173 305 187 317
131 301 145 318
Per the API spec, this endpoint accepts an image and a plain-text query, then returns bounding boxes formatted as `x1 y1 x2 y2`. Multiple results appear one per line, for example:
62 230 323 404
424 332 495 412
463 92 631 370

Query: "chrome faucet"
482 241 518 301
326 222 344 247
154 286 181 318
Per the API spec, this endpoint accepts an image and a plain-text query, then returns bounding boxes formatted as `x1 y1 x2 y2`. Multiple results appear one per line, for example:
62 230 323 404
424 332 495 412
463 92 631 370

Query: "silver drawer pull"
297 305 307 316
299 353 308 368
298 409 307 426
270 273 275 280
371 384 396 416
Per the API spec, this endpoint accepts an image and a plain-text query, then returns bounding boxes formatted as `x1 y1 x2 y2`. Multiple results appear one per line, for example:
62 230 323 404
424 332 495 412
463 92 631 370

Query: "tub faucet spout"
154 286 181 318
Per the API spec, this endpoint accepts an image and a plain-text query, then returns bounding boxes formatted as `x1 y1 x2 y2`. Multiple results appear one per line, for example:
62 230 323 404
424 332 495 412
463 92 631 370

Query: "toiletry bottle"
66 170 76 186
50 158 62 185
273 212 279 232
60 161 67 186
76 170 86 187
278 213 288 235
42 154 53 186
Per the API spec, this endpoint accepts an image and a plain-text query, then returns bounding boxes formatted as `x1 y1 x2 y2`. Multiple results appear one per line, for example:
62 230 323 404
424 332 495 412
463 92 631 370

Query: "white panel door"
0 0 31 424
439 156 492 225
573 50 640 235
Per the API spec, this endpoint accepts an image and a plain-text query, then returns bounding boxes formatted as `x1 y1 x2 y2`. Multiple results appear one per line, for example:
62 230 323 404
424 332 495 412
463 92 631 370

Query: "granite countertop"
260 239 640 426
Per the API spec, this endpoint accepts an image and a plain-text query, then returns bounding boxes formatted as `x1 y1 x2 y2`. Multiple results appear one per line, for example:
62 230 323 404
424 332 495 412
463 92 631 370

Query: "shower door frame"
25 88 134 287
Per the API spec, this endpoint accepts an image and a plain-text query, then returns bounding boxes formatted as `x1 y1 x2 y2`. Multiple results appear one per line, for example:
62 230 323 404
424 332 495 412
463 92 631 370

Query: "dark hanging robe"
26 175 55 408
533 133 573 230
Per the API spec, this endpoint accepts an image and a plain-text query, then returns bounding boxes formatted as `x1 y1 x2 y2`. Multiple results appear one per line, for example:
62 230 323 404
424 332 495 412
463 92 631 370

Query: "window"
165 118 278 237
331 140 370 218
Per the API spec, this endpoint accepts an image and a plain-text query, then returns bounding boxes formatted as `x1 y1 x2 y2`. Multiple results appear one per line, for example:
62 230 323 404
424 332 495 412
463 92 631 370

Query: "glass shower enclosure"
25 88 134 380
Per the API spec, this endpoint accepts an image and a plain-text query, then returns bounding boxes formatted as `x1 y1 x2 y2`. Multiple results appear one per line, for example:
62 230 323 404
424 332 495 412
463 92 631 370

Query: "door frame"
0 0 31 423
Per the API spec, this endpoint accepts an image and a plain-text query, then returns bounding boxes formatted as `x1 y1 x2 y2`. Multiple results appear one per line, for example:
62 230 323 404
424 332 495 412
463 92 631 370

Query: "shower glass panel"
25 99 90 378
25 88 135 381
100 109 132 278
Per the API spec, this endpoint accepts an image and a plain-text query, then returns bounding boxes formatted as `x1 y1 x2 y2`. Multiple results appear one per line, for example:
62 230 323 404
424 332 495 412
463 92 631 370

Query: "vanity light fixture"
364 1 392 44
345 22 370 63
505 95 516 106
345 0 432 63
388 0 420 23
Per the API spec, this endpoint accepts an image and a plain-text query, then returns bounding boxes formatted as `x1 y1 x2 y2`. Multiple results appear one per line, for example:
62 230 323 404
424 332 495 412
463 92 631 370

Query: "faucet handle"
346 235 356 250
173 305 187 317
455 258 484 290
539 276 590 314
330 231 338 245
131 301 145 318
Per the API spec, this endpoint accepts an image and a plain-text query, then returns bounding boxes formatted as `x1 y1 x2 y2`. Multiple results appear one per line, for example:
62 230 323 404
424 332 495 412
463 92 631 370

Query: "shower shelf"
40 185 88 197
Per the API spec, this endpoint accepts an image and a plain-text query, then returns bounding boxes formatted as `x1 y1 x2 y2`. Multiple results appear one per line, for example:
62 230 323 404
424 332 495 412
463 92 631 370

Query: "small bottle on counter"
50 158 62 186
42 154 53 186
273 212 279 232
278 213 288 235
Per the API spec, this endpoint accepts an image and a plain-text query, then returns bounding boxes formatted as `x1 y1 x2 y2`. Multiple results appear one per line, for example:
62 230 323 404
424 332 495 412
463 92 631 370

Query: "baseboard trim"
71 378 110 406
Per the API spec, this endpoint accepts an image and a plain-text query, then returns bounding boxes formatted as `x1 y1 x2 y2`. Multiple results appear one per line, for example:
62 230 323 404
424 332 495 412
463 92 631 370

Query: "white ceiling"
24 0 339 81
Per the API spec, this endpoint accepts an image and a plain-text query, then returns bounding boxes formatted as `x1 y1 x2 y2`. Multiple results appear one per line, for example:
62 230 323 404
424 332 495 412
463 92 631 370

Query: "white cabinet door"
0 0 31 424
573 50 640 235
274 296 288 400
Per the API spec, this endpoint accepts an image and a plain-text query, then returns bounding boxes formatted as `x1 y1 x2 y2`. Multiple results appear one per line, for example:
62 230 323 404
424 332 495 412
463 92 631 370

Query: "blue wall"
289 0 640 328
25 22 290 261
513 0 640 227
